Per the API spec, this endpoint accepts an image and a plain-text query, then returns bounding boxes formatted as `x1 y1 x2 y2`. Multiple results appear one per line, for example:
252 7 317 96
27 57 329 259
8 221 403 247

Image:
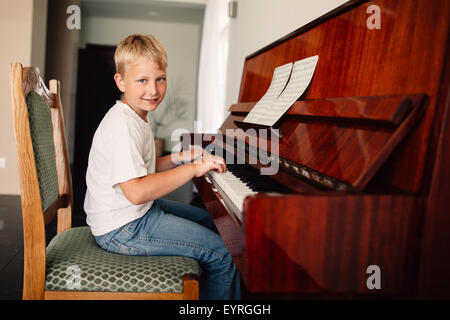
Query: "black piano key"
227 163 291 193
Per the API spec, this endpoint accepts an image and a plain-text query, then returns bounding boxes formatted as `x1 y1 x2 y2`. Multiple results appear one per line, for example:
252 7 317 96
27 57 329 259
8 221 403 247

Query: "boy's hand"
192 153 226 177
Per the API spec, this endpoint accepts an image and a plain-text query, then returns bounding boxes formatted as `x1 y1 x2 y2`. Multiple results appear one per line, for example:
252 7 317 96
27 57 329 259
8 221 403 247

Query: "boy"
84 34 240 300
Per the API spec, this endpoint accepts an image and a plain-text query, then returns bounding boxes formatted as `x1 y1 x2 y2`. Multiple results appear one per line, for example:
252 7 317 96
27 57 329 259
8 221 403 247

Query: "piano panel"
244 194 423 296
238 0 450 192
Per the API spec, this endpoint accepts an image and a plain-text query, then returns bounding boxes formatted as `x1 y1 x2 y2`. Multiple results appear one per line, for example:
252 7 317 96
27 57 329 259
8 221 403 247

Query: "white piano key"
207 170 257 219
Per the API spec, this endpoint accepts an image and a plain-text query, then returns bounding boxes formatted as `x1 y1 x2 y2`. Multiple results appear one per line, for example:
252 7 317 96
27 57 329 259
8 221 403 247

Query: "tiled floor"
0 195 23 300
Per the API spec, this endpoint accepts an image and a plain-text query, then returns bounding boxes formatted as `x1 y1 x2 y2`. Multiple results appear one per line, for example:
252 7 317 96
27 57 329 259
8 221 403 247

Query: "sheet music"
244 55 319 127
243 62 293 124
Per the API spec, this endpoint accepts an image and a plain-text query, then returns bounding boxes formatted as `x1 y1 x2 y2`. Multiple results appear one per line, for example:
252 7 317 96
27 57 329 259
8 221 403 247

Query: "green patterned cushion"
45 227 200 293
25 91 59 211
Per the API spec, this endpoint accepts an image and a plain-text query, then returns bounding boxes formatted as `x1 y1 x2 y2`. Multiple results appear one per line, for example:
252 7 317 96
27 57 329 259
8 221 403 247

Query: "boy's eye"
138 79 147 84
157 77 166 83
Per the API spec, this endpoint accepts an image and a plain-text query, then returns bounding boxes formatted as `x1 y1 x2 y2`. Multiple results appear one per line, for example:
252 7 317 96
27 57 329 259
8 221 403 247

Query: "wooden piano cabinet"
193 173 425 297
417 45 450 298
185 0 450 298
243 193 424 297
193 176 230 221
239 0 450 193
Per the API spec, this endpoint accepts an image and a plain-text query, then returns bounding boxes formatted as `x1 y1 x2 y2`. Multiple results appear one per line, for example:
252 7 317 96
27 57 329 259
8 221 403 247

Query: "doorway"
71 44 121 226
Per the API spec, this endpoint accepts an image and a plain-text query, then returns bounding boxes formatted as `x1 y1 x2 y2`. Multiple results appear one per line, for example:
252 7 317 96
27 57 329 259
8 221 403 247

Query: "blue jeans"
94 199 241 300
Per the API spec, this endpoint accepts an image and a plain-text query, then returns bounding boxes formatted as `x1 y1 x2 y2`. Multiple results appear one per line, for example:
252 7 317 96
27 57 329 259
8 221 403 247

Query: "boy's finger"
217 163 226 173
213 155 225 164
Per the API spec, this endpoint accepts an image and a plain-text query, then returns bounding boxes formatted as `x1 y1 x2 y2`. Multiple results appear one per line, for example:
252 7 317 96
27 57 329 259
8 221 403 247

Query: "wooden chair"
9 63 200 300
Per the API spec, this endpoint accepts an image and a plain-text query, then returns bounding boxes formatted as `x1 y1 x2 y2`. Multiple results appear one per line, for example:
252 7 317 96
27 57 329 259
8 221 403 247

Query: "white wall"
79 15 203 151
31 0 48 73
0 0 47 195
224 0 348 109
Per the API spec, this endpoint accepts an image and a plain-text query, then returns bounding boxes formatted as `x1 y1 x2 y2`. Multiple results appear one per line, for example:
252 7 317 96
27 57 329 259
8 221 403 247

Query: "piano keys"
206 163 291 222
183 0 450 298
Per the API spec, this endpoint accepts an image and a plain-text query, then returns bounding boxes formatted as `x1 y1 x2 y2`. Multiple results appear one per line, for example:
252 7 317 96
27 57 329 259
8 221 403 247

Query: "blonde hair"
114 34 168 75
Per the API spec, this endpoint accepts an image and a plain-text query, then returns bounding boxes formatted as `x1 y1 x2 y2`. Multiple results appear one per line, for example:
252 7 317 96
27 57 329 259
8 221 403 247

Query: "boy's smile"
114 57 167 122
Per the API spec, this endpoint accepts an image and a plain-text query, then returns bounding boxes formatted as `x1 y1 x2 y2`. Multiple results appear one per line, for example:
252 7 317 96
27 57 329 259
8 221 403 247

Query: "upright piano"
182 0 450 298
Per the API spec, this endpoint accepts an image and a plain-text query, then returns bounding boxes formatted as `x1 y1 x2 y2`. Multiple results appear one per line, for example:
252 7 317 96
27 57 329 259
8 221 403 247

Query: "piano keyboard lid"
220 94 428 191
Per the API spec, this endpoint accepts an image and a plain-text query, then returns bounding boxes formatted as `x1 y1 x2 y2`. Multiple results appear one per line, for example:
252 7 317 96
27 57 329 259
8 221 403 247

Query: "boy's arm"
155 148 204 172
120 154 225 205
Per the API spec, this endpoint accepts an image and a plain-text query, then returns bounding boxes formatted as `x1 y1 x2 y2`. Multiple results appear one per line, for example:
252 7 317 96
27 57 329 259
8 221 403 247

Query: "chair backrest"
10 63 73 299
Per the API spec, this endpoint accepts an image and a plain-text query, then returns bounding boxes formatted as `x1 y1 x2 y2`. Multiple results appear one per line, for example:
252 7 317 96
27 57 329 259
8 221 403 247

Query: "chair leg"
182 275 199 300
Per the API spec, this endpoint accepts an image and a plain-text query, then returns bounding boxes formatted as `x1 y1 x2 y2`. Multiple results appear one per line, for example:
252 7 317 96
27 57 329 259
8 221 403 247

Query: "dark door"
72 44 121 227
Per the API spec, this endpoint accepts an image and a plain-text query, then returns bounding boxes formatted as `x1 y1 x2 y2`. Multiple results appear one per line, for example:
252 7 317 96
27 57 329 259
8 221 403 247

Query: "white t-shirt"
84 100 156 236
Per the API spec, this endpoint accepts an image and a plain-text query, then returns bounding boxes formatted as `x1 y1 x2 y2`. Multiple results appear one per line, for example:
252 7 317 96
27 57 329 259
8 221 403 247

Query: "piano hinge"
278 157 355 192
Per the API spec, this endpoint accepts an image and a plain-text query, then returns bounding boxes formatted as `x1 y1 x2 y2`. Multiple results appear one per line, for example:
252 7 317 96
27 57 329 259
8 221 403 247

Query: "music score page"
243 62 292 125
243 55 319 127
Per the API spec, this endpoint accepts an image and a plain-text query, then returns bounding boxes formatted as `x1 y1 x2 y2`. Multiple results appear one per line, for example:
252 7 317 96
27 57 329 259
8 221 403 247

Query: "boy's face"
114 57 167 121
